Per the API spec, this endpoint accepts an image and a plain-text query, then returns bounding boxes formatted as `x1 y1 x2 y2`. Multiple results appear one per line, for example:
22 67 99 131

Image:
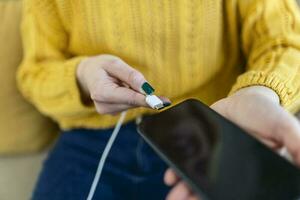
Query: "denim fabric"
32 122 170 200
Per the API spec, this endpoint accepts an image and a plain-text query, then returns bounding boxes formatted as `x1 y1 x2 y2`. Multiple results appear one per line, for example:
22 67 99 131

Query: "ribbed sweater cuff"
229 71 295 108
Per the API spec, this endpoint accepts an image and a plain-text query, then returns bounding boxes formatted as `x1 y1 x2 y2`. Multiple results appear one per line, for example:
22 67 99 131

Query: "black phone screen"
137 99 300 200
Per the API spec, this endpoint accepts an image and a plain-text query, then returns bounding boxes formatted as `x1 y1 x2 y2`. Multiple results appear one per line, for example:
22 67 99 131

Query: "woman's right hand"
76 55 162 115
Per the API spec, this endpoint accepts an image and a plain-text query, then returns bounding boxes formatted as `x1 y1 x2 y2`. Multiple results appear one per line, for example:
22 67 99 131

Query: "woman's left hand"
164 86 300 200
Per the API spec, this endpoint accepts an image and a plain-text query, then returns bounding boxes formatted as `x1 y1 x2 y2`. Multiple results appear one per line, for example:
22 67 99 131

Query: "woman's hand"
76 55 164 115
164 86 300 200
165 169 199 200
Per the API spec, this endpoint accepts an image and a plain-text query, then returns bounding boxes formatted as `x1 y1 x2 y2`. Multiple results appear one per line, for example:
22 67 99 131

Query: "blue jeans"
32 122 170 200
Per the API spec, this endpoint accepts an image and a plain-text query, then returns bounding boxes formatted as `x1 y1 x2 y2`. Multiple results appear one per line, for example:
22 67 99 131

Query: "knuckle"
127 70 137 83
95 105 106 114
91 88 109 102
127 92 139 106
90 91 100 101
95 55 122 69
127 69 144 85
89 83 102 100
90 91 103 102
104 56 122 67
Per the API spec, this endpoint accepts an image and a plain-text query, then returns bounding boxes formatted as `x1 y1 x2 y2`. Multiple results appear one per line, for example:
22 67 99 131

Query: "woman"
18 0 300 199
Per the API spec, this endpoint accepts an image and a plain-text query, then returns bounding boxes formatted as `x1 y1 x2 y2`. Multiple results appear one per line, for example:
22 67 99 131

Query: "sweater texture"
18 0 300 129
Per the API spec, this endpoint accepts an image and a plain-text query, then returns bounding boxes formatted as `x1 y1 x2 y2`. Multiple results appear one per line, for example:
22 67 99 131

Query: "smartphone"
137 99 300 200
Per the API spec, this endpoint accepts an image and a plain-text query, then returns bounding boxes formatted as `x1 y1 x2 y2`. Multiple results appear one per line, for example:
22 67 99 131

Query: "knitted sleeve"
230 0 300 113
17 0 94 122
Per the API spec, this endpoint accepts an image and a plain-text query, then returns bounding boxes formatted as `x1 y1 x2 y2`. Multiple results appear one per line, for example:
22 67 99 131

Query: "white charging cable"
86 89 168 200
86 111 127 200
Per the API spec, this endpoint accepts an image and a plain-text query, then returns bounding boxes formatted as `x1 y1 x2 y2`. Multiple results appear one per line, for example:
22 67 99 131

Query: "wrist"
76 58 92 105
231 86 280 105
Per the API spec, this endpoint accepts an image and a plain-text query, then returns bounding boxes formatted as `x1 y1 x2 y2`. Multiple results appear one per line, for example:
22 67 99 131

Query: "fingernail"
158 102 171 110
141 82 155 95
163 102 171 107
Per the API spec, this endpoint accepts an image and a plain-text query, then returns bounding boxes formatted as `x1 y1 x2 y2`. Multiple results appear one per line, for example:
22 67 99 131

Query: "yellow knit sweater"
18 0 300 129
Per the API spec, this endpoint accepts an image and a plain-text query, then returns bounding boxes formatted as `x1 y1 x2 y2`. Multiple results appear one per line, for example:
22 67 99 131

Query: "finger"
259 137 282 150
253 107 300 164
246 129 282 150
94 102 136 114
250 103 300 164
109 86 149 107
164 169 180 186
101 57 147 92
166 182 191 200
92 83 149 107
273 113 300 165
